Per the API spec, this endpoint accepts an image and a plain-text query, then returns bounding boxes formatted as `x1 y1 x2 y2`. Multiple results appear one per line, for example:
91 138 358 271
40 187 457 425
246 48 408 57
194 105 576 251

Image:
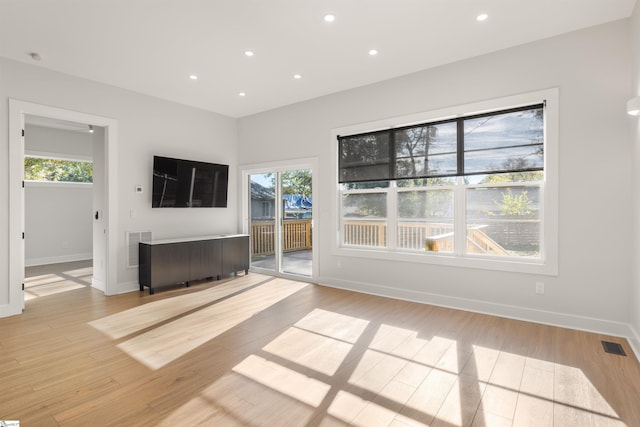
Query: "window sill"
24 180 93 189
335 246 557 276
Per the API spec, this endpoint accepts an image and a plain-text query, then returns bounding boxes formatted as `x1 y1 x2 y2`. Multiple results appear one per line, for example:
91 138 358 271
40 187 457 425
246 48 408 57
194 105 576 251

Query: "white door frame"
6 100 119 316
239 157 318 281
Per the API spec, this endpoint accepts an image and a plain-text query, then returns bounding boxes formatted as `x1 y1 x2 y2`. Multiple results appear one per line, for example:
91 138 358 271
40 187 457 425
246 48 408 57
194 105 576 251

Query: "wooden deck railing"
344 220 511 255
251 218 517 256
421 225 509 255
344 220 387 248
466 226 510 256
251 219 312 256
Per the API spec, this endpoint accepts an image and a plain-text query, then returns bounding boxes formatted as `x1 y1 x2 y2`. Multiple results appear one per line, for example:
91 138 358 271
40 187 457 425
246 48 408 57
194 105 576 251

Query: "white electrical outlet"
337 259 343 269
535 282 545 295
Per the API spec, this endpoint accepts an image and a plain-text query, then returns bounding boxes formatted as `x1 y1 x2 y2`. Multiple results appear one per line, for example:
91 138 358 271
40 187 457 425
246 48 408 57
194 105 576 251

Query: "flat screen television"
152 155 228 208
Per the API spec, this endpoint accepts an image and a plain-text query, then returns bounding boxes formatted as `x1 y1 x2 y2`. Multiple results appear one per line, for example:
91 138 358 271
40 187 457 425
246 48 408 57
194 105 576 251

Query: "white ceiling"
0 0 636 118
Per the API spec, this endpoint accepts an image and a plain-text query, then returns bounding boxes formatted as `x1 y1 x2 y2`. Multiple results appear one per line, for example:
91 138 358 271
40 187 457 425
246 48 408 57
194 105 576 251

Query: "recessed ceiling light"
239 92 246 97
293 74 302 79
477 13 488 21
188 74 198 80
369 49 378 56
324 14 335 23
244 50 254 57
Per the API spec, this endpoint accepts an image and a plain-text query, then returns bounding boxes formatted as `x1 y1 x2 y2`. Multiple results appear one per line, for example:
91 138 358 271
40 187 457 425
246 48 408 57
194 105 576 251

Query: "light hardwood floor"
2 263 640 426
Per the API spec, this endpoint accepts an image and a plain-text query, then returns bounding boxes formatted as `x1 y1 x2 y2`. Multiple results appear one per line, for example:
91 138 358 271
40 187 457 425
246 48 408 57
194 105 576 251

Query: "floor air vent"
602 340 626 356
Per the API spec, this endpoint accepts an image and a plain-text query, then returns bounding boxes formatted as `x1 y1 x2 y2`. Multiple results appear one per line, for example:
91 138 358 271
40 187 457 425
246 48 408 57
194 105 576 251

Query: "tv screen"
152 156 228 208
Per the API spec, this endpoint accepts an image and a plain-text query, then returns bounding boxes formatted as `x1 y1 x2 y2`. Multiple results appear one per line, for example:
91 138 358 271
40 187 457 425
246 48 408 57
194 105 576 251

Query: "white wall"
630 5 640 356
238 20 635 338
25 182 93 266
0 57 238 301
25 124 93 159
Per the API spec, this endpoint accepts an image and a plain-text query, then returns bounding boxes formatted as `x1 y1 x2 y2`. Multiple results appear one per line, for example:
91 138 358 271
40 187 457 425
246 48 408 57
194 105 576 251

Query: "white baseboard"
116 280 141 295
629 325 640 362
26 253 92 267
95 279 140 296
92 276 105 292
317 275 639 361
0 303 22 318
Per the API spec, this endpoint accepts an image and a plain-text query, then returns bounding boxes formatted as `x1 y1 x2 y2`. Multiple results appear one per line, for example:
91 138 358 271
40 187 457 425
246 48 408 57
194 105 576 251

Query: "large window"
335 92 558 274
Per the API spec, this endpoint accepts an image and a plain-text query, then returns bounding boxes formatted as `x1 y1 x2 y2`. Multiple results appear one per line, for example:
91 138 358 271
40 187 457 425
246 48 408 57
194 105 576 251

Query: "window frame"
331 89 559 276
395 180 456 253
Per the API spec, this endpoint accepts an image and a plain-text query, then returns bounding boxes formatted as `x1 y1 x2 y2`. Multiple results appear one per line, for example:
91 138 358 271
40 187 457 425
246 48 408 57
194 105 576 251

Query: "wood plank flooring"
2 263 640 426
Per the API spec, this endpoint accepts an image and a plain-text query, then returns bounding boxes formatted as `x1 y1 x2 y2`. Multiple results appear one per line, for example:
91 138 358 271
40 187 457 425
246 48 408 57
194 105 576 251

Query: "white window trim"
24 180 93 189
331 88 559 276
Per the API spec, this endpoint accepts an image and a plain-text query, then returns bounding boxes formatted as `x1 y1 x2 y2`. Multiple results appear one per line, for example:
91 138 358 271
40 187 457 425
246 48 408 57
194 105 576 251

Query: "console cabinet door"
189 239 222 280
151 243 190 286
222 236 249 275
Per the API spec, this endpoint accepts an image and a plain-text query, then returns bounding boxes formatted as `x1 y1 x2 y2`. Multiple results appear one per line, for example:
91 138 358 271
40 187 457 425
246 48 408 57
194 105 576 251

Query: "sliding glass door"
249 173 277 271
280 169 312 276
249 169 312 277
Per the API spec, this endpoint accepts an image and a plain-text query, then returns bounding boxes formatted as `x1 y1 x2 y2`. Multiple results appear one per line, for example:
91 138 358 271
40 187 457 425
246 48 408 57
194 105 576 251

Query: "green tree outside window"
24 157 93 183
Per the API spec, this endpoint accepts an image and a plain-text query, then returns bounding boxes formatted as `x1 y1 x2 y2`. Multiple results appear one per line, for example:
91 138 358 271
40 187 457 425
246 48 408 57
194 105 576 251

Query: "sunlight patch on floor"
262 327 353 376
553 363 625 426
233 354 331 407
63 266 93 278
161 370 318 426
257 318 627 426
89 274 268 339
25 282 86 300
24 271 89 300
294 308 370 344
158 305 626 426
25 273 62 287
154 396 227 426
116 278 307 370
261 308 370 377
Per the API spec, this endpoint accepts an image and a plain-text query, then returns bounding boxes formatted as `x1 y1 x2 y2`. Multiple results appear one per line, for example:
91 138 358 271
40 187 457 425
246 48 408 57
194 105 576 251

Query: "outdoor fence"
343 219 537 255
251 219 312 256
251 218 538 257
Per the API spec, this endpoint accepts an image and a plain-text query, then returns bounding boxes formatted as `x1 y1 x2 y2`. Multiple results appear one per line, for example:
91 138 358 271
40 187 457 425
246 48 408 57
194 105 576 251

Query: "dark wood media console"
138 234 249 294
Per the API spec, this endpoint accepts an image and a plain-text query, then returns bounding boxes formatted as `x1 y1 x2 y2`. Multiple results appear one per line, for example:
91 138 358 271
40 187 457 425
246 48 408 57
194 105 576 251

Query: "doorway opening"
7 100 118 317
22 115 96 300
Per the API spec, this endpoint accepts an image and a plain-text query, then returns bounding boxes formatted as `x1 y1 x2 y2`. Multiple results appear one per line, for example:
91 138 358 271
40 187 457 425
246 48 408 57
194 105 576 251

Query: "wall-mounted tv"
152 155 228 208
